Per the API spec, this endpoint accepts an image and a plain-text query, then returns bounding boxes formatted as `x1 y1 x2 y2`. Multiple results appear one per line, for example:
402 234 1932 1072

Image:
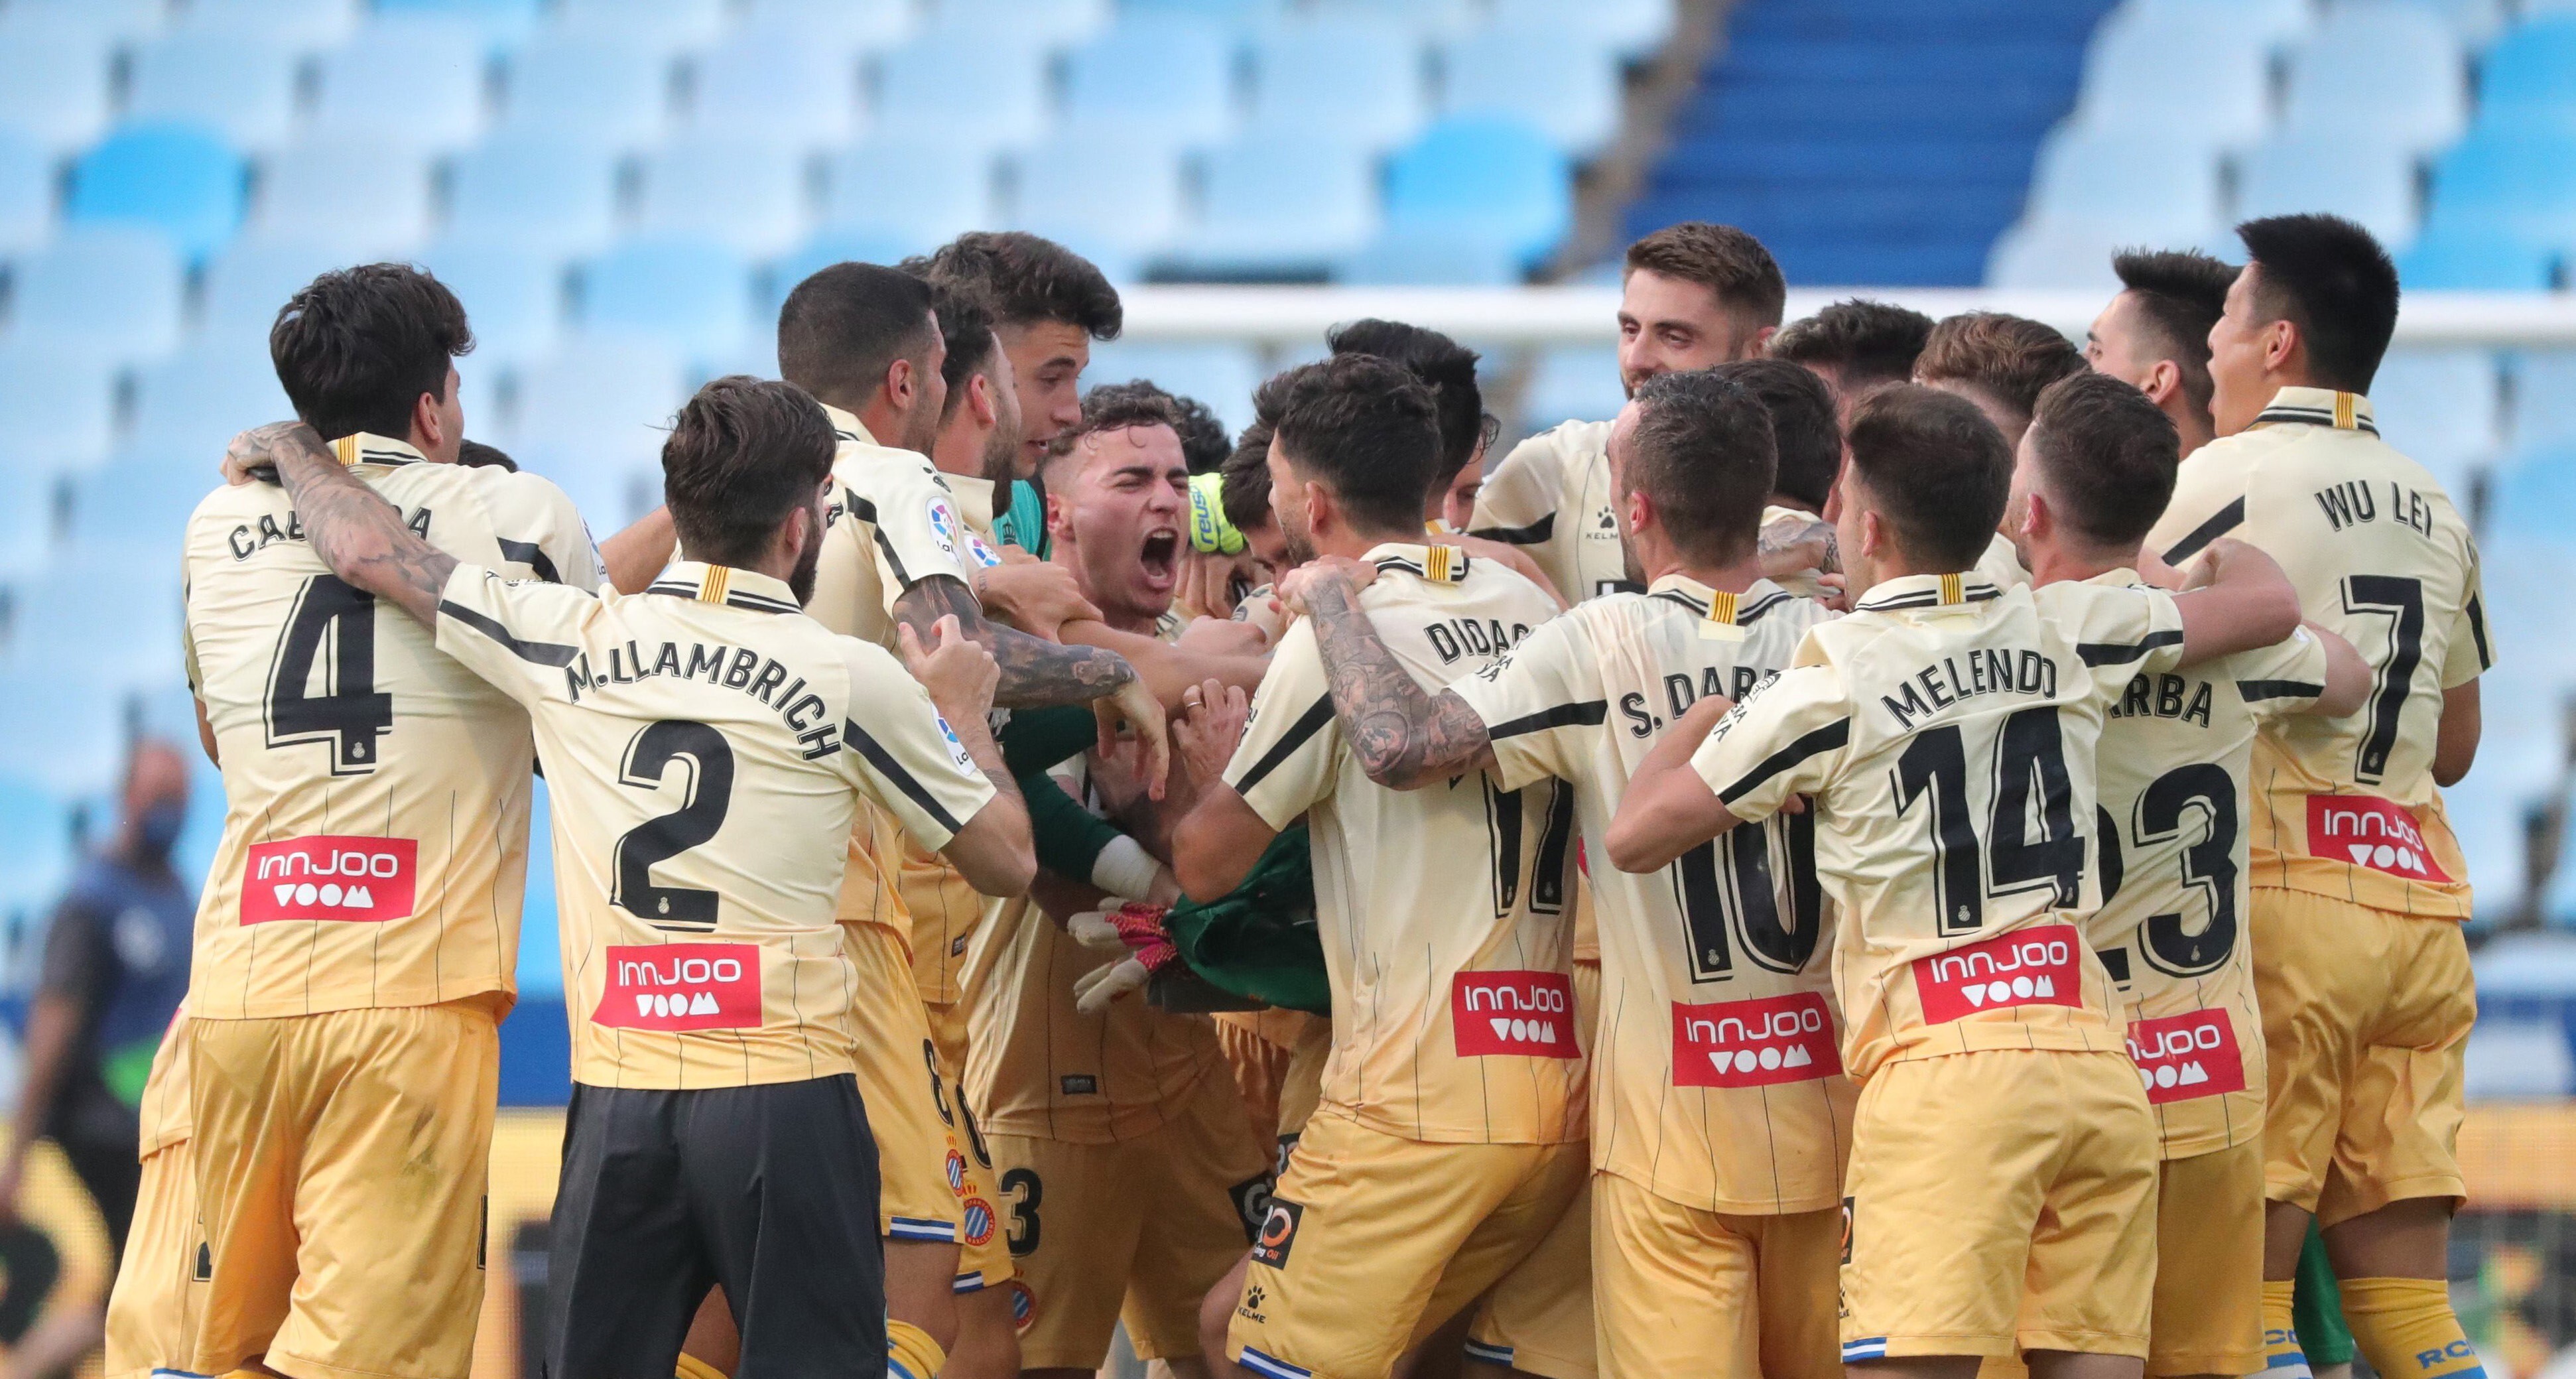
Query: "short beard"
981 423 1021 485
789 530 822 605
1281 521 1317 569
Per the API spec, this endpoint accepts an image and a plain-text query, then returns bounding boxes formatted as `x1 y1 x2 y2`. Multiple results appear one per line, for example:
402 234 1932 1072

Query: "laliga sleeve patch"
2124 1008 2248 1104
964 529 1002 569
926 497 962 558
935 714 975 769
1250 1198 1303 1270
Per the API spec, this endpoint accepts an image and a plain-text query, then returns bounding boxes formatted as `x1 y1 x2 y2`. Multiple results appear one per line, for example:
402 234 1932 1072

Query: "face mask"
135 801 187 860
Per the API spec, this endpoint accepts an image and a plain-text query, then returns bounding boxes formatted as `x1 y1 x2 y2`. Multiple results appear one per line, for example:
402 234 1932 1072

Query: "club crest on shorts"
1007 1280 1037 1333
960 1197 997 1247
945 1146 970 1195
1250 1199 1303 1270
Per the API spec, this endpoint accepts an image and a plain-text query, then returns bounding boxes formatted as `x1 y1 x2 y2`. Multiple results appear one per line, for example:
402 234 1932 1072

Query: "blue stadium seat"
127 29 302 152
1336 230 1520 285
66 123 246 262
555 0 730 51
0 20 117 154
248 139 436 256
929 0 1112 49
1490 0 1671 58
2480 17 2576 135
64 460 216 561
635 137 813 257
2398 0 2508 46
372 0 541 46
1382 117 1571 269
0 0 167 46
416 240 568 365
8 549 188 690
687 27 866 145
199 240 357 344
1308 0 1478 37
1061 18 1236 153
0 350 117 474
497 36 673 152
445 135 622 257
2421 131 2576 245
1167 136 1378 275
5 227 186 363
738 0 918 50
2071 3 2276 149
874 33 1051 155
0 133 51 257
1520 346 1624 428
1441 28 1620 159
182 0 365 48
2096 0 2315 52
2394 227 2555 291
1081 342 1260 436
0 666 125 795
126 348 295 468
1010 137 1183 281
510 341 689 521
2232 135 2421 247
1248 19 1429 154
769 230 929 312
2022 127 2222 244
578 237 756 358
2367 349 2499 492
820 144 998 257
1986 216 2131 291
308 18 491 153
2512 356 2576 452
2280 3 2467 155
1122 0 1288 23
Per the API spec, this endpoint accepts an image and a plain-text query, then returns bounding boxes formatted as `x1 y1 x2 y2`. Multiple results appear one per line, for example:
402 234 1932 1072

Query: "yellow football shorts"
1216 1012 1303 1152
1228 1110 1588 1379
1466 1174 1595 1379
1589 1172 1838 1379
103 1138 204 1379
1839 1049 2158 1362
2252 888 2473 1226
987 1065 1268 1368
188 998 498 1379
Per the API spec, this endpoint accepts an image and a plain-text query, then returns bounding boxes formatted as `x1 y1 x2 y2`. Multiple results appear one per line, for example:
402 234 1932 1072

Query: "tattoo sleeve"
264 424 458 629
896 575 1139 709
1301 576 1492 789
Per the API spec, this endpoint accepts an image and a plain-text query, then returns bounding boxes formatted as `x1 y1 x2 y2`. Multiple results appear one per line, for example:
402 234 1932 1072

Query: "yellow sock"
887 1317 948 1379
2261 1279 2312 1379
2340 1277 2484 1379
676 1353 728 1379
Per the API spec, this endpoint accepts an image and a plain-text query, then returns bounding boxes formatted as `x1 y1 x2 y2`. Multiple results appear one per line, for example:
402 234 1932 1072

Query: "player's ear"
1623 486 1651 539
2264 316 2300 376
972 374 999 427
1303 479 1338 537
410 389 445 452
886 356 915 411
2140 360 2179 407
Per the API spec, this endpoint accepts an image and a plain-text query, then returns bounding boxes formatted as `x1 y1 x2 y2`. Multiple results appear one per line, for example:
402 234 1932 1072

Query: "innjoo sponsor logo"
594 943 761 1031
1912 924 2084 1024
241 836 417 923
2307 795 2449 882
1672 991 1841 1088
1450 970 1580 1057
2124 1009 2246 1104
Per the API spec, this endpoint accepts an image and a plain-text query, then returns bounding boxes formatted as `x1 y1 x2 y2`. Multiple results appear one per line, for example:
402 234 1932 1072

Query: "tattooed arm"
1277 558 1495 790
232 422 456 629
896 574 1172 796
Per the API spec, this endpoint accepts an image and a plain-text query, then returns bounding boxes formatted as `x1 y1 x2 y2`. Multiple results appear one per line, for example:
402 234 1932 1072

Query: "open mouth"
1139 528 1181 588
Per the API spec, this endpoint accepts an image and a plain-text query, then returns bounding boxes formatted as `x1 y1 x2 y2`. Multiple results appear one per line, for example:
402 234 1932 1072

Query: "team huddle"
94 211 2490 1379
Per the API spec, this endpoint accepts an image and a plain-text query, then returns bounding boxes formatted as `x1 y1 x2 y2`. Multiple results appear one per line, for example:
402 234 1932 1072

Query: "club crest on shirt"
241 836 418 924
1910 925 2083 1025
2124 1009 2247 1104
593 943 761 1030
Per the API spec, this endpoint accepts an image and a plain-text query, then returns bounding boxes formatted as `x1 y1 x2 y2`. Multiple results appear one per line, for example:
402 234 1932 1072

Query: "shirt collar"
328 431 426 466
1850 571 2002 614
1646 573 1796 627
2080 566 2144 589
2251 385 2378 436
642 560 802 614
1362 541 1471 584
821 403 875 446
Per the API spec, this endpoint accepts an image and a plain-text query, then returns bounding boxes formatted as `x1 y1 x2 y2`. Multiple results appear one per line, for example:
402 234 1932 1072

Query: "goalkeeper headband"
1187 472 1246 555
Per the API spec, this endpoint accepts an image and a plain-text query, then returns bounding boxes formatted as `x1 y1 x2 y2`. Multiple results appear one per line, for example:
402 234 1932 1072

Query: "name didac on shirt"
1690 573 2187 1083
2144 387 2491 919
182 433 600 1019
1223 544 1583 1146
1448 574 1854 1215
2085 570 2331 1157
434 560 995 1090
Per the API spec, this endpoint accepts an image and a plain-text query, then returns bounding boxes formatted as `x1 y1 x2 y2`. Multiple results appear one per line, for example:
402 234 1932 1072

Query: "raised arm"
600 506 676 595
2307 622 2370 718
1603 694 1742 874
231 422 454 629
899 574 1171 797
897 617 1036 897
2171 537 2301 669
1279 557 1494 790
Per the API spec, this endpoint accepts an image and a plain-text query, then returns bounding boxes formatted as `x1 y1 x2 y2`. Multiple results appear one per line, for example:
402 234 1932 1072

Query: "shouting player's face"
1618 269 1769 395
1000 318 1092 478
1054 424 1190 627
2204 263 2275 440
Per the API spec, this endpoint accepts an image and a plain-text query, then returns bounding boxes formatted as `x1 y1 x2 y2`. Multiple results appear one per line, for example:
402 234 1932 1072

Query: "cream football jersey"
432 560 996 1089
1754 506 2025 604
2083 570 2331 1156
182 434 600 1019
1448 575 1853 1214
2144 387 2490 919
1223 543 1582 1145
1689 574 2186 1082
1470 421 1634 601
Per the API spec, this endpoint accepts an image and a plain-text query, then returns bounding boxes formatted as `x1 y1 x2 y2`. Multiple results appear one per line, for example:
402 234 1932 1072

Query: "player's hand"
1096 677 1172 801
898 615 1001 727
1815 572 1852 613
223 419 321 485
1759 513 1838 580
1275 555 1377 618
973 561 1101 641
1175 615 1271 658
1175 679 1249 787
1072 956 1151 1013
2133 545 2189 590
1176 549 1242 621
